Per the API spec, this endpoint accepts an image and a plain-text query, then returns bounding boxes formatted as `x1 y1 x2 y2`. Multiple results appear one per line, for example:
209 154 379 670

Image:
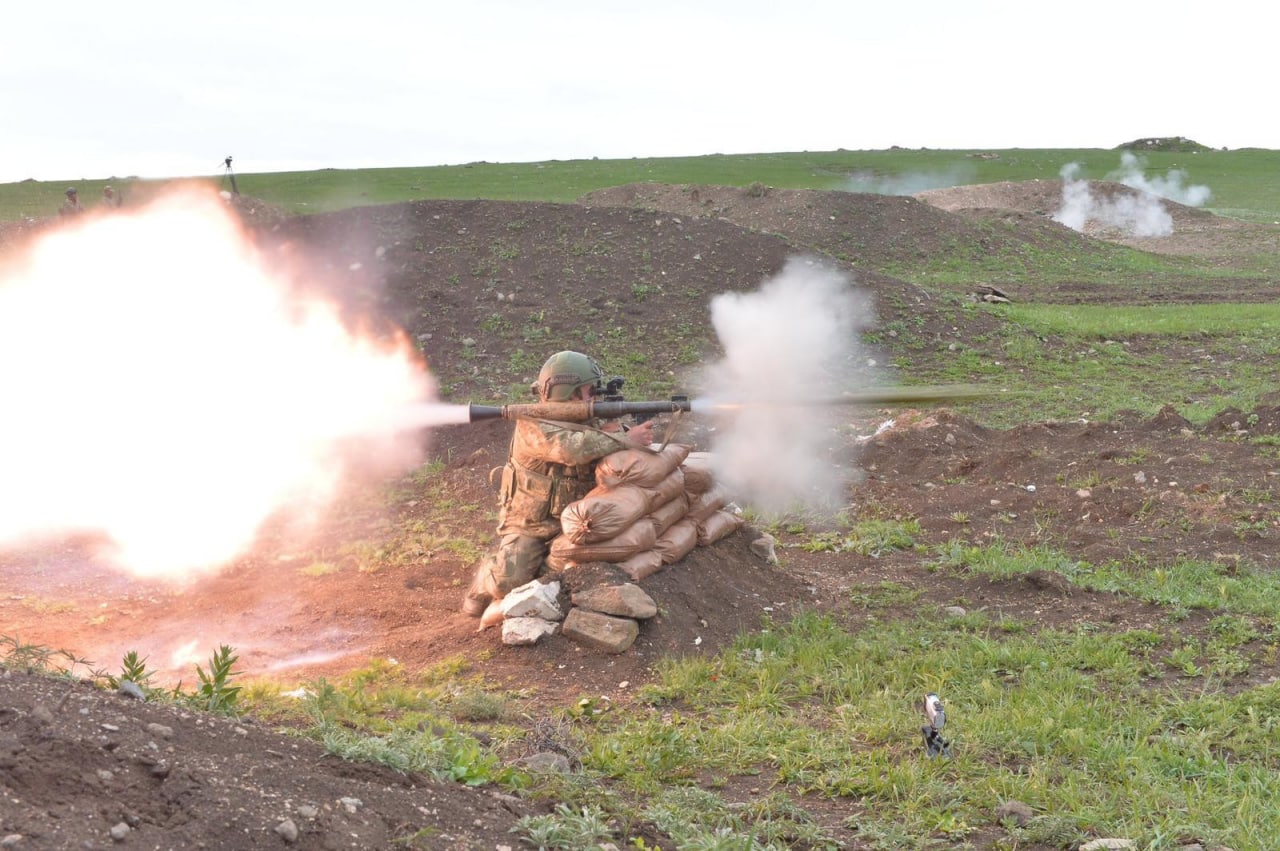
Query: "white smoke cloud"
694 258 876 516
1052 154 1212 238
844 165 976 196
1112 151 1212 207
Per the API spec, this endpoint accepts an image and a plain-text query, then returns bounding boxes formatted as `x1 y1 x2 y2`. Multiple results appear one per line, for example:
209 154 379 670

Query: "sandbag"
559 484 651 544
549 520 658 564
617 549 664 582
697 509 744 546
687 483 731 523
680 451 715 495
654 518 698 565
595 443 691 489
642 468 686 511
648 492 690 537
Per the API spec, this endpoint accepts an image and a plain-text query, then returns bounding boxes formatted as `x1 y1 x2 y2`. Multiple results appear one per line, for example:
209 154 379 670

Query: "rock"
572 583 657 619
146 722 174 739
118 681 146 701
562 609 640 654
339 797 363 814
274 818 299 843
1079 840 1136 851
943 606 967 618
520 752 571 773
501 617 559 646
2 835 24 848
29 704 52 725
993 799 1033 826
296 805 319 820
749 534 778 564
109 822 130 841
501 580 563 620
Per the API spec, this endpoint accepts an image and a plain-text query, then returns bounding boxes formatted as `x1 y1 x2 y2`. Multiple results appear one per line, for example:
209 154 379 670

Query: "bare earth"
2 180 1280 849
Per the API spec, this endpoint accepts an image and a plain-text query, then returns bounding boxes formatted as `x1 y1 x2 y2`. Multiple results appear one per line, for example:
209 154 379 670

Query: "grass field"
4 145 1279 223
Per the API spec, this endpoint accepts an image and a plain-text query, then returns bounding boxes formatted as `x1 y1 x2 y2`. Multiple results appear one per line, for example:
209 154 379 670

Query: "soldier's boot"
460 560 498 617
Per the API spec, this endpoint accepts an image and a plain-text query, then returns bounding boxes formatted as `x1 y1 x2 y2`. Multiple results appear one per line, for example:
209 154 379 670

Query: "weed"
193 645 243 714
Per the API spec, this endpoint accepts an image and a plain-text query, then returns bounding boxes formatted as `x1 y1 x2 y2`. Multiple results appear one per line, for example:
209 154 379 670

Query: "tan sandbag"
687 483 731 523
654 518 698 565
698 509 744 546
648 492 690 537
559 484 651 544
595 443 692 489
681 451 715 495
642 468 686 510
549 520 658 564
617 549 664 582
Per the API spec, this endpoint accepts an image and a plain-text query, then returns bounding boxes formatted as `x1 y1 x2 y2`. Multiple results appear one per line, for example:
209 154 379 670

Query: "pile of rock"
485 445 751 652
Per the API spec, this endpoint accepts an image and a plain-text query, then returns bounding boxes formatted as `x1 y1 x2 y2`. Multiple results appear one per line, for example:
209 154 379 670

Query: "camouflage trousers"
460 534 551 616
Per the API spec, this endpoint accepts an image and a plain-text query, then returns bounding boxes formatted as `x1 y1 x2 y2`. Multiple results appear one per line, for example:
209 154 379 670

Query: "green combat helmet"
534 351 604 402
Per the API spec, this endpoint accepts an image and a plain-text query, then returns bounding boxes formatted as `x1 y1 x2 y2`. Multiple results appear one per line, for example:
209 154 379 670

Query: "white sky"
2 0 1274 184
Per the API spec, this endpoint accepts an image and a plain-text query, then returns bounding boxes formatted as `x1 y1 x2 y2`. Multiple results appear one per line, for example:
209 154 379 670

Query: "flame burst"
0 189 434 579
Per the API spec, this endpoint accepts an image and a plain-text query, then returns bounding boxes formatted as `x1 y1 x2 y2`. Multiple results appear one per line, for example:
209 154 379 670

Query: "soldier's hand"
627 420 655 447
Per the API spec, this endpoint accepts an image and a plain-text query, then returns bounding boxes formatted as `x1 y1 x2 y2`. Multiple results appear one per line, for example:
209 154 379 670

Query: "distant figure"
59 187 82 216
101 185 122 209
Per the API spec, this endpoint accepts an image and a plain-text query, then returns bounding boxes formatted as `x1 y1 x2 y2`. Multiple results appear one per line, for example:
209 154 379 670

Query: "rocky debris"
501 580 563 620
562 609 642 654
993 800 1033 826
501 617 559 646
571 583 658 619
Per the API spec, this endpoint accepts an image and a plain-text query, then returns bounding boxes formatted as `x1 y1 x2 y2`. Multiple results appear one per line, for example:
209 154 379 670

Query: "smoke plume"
694 258 876 516
844 165 976 196
1052 153 1211 238
0 190 434 579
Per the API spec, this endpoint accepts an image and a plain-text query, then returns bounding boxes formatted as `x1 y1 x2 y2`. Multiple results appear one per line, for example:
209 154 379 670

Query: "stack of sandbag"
681 450 745 547
548 443 691 573
549 444 745 583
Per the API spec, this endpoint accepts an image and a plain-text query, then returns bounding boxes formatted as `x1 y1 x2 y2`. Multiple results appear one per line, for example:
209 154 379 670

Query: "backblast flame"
0 188 435 580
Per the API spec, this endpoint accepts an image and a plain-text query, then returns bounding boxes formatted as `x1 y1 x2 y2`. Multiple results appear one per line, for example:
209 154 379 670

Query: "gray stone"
118 681 146 701
146 722 174 739
1 835 24 848
501 617 559 646
562 608 640 654
274 818 299 843
1079 840 1136 851
520 751 571 773
572 583 657 619
501 580 563 620
109 822 130 841
749 534 778 564
994 799 1033 826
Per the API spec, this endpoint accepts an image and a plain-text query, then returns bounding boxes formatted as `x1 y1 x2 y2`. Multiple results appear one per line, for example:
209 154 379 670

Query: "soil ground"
2 180 1279 849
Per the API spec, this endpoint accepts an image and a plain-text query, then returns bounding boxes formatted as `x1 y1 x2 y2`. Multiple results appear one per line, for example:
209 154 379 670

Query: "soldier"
101 185 121 209
59 187 82 216
461 351 654 616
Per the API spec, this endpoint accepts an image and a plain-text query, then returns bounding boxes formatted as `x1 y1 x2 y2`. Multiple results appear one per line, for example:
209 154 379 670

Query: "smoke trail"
0 189 438 579
695 257 876 516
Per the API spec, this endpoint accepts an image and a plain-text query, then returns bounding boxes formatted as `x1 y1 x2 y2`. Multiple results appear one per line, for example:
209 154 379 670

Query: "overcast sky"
3 1 1274 185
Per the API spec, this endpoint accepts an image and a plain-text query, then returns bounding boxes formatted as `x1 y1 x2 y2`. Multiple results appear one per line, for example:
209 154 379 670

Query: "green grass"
5 146 1279 222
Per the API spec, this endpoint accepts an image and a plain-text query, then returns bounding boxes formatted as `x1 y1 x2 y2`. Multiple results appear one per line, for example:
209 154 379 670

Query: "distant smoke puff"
1052 153 1211 238
844 165 977 196
696 257 876 516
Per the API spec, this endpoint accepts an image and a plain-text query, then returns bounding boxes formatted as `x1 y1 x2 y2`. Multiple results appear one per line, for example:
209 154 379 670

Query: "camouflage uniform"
463 417 630 614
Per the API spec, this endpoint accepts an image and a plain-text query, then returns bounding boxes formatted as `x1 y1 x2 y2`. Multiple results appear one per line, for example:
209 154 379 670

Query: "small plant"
193 645 243 714
108 650 155 692
515 804 615 849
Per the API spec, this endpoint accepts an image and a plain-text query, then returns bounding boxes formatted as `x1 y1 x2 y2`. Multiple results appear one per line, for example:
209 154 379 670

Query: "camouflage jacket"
496 418 631 539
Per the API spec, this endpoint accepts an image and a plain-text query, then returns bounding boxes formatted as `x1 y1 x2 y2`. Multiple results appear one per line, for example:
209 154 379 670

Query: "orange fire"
0 188 434 580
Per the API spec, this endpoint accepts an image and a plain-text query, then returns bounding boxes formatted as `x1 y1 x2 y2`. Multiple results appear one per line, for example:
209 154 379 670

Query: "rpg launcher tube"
466 385 993 423
467 399 692 423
